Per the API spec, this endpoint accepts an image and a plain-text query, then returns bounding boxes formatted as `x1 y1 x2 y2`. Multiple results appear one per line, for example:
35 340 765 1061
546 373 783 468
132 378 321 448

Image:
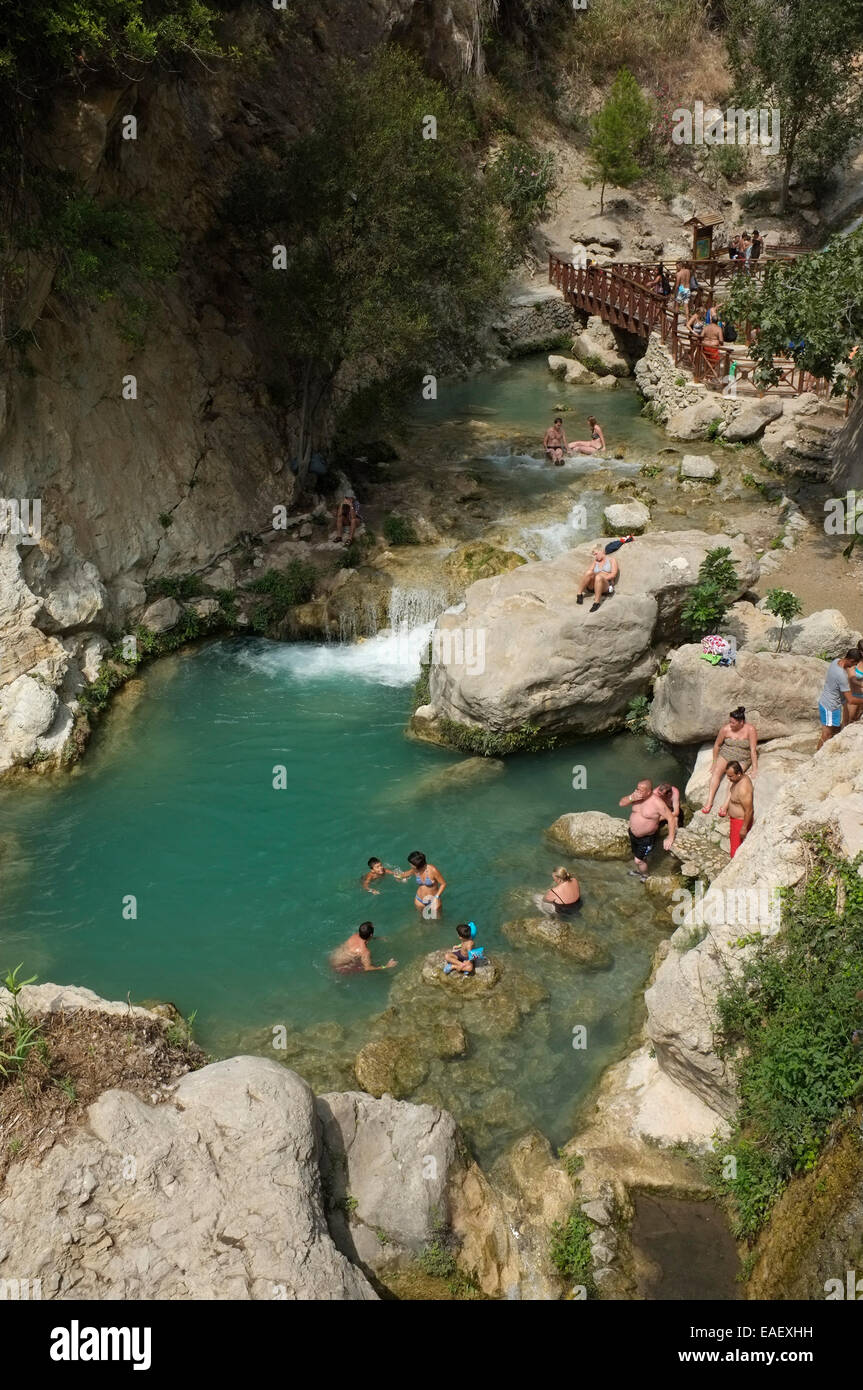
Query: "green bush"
247 562 316 632
437 717 557 758
548 1208 595 1290
382 514 419 547
487 141 558 251
713 834 863 1238
680 546 740 640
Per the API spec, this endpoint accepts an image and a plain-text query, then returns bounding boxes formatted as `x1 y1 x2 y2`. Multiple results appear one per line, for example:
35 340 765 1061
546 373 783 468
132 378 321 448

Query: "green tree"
763 588 803 652
680 546 740 640
583 68 652 213
225 47 507 480
724 230 863 398
727 0 863 211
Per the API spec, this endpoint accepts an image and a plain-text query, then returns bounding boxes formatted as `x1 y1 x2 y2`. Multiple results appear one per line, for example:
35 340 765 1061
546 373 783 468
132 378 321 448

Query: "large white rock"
0 674 59 771
723 397 784 442
680 454 719 481
571 316 631 377
140 596 182 633
37 560 107 632
665 399 725 440
0 1056 377 1300
603 501 650 534
650 645 826 745
427 532 758 739
548 810 630 858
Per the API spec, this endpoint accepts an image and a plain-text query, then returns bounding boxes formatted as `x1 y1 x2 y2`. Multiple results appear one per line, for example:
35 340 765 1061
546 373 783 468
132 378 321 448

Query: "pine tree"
584 69 652 214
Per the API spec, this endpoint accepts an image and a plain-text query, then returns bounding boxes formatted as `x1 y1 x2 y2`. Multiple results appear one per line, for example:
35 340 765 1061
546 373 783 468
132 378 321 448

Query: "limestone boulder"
665 399 724 440
444 542 525 587
317 1091 462 1270
723 397 784 442
572 317 631 377
501 916 612 968
548 810 630 858
140 596 182 633
548 355 596 385
36 560 107 633
0 1057 376 1299
603 500 650 534
762 607 861 660
650 645 826 745
679 454 719 481
420 949 501 994
426 532 758 741
0 674 59 771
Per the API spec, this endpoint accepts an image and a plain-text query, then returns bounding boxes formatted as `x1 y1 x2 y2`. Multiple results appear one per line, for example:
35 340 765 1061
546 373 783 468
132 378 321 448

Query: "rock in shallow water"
548 810 630 859
501 916 612 968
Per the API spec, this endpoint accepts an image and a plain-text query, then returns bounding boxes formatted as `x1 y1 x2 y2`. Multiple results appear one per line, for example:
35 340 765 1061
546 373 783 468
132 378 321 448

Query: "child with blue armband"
444 922 483 976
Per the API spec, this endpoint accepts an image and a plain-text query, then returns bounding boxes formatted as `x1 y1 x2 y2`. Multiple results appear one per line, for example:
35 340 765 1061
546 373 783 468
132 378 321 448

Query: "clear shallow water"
0 636 684 1162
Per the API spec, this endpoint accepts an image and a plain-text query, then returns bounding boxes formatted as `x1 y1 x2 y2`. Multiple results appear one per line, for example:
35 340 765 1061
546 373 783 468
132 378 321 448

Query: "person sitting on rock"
539 866 582 917
576 546 619 613
619 779 674 881
568 416 605 455
718 761 753 858
701 707 758 812
544 416 568 464
335 492 359 544
444 922 480 975
330 922 396 974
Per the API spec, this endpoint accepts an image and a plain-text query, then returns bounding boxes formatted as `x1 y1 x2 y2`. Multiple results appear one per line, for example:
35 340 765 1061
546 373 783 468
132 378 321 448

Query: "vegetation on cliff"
713 833 863 1239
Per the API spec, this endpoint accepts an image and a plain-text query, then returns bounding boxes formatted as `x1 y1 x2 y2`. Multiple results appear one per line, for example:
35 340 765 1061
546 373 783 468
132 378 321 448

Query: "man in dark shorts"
619 779 676 881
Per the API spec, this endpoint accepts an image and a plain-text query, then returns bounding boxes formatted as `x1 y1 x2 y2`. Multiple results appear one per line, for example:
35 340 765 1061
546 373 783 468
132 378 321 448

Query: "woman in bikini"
540 867 582 916
406 850 447 918
576 546 619 613
701 706 758 813
844 640 863 725
568 416 605 456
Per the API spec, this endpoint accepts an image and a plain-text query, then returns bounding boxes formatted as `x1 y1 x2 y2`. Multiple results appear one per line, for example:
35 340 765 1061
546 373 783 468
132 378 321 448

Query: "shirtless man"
330 921 396 974
576 546 619 613
544 416 568 465
672 261 692 316
700 313 724 372
619 779 676 880
718 761 753 858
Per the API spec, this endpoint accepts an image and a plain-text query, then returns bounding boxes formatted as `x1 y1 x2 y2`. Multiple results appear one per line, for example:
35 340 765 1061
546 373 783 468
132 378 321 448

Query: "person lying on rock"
544 416 568 465
444 923 481 976
330 921 396 974
718 761 753 858
619 779 674 881
568 415 605 456
539 866 582 917
576 546 619 613
701 707 758 813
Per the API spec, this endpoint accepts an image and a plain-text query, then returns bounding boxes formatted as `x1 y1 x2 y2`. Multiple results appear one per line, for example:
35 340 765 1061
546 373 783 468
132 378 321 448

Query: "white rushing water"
237 586 450 687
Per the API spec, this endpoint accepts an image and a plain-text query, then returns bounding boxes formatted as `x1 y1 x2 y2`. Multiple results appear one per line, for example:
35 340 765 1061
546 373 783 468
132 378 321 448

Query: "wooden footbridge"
547 251 840 402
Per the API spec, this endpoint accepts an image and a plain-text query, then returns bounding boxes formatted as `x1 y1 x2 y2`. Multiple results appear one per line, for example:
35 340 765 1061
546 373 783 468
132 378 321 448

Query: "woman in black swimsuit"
541 866 582 916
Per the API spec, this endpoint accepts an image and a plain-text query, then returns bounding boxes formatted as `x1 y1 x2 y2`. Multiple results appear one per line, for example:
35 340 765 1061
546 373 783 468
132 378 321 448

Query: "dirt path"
754 523 863 627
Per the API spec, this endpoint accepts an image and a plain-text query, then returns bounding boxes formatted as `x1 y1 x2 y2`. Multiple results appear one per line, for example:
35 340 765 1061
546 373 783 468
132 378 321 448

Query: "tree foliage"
225 46 508 475
583 68 651 213
727 0 863 209
724 230 863 397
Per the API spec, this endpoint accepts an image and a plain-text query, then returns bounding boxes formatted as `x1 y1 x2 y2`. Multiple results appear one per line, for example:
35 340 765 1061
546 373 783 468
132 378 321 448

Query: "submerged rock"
353 1036 430 1100
444 541 526 587
679 454 719 481
400 756 504 801
501 916 612 968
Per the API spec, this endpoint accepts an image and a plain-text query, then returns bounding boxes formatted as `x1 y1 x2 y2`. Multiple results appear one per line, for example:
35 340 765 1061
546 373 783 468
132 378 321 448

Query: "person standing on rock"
568 416 605 456
817 651 863 748
718 761 753 857
619 779 674 881
701 707 758 813
576 545 619 613
544 416 568 464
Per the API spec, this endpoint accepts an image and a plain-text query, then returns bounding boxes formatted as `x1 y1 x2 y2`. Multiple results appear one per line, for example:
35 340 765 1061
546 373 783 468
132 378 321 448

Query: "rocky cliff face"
0 983 572 1300
0 0 483 774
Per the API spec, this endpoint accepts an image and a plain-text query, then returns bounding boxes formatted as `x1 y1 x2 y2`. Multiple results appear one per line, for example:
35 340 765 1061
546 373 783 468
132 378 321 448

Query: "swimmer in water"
406 850 446 918
361 856 395 894
330 921 396 974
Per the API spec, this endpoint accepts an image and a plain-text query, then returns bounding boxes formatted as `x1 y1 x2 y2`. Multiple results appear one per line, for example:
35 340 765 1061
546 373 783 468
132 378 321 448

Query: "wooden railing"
549 251 843 403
